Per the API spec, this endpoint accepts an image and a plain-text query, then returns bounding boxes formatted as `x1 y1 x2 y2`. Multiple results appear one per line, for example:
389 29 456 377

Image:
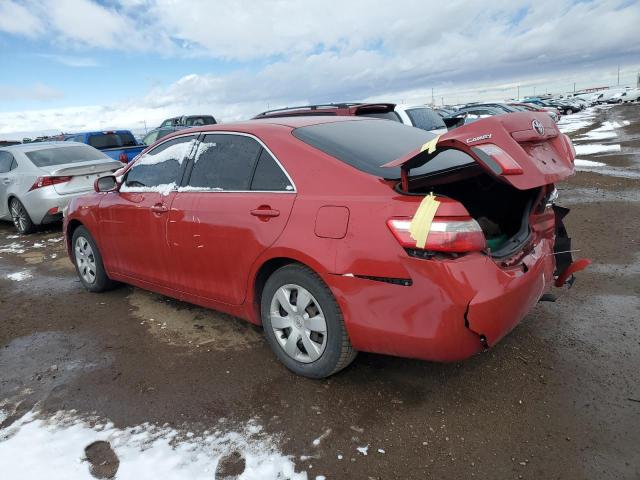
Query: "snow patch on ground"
6 271 32 282
576 121 619 141
0 242 26 254
575 159 606 167
0 410 304 480
574 144 621 156
356 445 369 456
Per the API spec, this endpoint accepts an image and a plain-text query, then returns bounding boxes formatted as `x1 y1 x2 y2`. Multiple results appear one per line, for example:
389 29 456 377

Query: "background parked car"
253 103 448 134
159 115 217 128
618 89 640 102
509 102 560 122
0 142 121 234
65 130 145 163
141 126 187 146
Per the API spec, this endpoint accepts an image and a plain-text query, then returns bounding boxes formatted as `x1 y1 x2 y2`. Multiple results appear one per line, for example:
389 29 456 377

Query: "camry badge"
532 119 545 136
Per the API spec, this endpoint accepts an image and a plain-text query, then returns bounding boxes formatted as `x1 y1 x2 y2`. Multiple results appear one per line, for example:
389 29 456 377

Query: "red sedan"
64 113 587 378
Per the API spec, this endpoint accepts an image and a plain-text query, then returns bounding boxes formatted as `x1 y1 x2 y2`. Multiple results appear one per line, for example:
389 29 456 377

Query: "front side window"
0 151 15 173
123 136 195 190
186 134 261 190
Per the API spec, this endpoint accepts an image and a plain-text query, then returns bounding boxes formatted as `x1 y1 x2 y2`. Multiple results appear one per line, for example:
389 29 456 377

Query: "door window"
123 136 195 191
187 134 261 190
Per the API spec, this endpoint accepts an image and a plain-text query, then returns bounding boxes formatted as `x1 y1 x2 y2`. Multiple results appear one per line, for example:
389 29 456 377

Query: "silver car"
0 142 122 234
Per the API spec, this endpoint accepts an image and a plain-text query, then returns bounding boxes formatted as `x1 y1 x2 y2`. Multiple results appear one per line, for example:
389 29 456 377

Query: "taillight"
471 144 523 175
29 176 72 191
387 217 486 253
118 152 128 163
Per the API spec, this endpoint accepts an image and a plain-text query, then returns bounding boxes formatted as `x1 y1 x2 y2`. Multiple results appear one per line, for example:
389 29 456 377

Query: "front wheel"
9 198 35 234
261 264 357 378
71 226 117 292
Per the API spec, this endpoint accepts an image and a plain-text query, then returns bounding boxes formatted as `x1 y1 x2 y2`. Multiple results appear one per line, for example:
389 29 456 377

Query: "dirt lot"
1 104 639 479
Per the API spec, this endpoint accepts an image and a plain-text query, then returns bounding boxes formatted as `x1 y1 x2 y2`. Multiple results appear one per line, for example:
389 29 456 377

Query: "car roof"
252 103 396 119
2 141 86 152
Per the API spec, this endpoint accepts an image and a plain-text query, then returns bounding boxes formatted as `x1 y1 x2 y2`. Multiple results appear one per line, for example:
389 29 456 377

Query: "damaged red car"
64 113 588 378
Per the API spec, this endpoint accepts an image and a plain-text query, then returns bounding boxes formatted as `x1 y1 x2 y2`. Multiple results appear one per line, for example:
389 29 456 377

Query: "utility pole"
533 86 536 96
431 87 434 106
517 85 520 99
573 82 576 93
441 97 444 106
617 64 620 85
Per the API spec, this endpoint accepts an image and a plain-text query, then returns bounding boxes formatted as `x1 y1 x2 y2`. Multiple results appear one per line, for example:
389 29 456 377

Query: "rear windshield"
88 132 138 149
25 145 107 167
405 108 446 131
293 119 474 179
358 111 401 122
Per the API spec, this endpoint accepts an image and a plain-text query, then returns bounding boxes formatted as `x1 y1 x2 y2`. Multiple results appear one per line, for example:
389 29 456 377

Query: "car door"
0 151 18 219
99 134 197 286
167 133 296 305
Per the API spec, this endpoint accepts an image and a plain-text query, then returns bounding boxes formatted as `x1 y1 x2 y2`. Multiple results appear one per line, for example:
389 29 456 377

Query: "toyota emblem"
532 119 545 136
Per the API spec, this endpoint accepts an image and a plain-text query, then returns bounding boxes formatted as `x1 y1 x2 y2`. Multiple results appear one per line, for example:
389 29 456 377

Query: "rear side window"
25 145 107 167
251 150 293 191
293 119 473 179
88 132 137 149
405 108 446 131
0 151 15 173
187 134 261 190
142 130 159 145
124 136 195 189
185 116 215 126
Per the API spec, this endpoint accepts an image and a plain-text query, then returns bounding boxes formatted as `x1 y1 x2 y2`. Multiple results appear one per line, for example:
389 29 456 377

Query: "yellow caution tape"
409 193 440 249
419 134 442 155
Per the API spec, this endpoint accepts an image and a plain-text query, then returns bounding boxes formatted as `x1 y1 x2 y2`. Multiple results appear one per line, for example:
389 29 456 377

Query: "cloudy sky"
0 0 638 137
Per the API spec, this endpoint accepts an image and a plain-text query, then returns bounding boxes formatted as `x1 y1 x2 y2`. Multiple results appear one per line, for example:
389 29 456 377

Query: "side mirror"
94 175 118 193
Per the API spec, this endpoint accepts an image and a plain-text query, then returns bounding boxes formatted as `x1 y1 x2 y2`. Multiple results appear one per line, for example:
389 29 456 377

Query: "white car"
0 142 121 234
393 105 448 135
618 89 640 103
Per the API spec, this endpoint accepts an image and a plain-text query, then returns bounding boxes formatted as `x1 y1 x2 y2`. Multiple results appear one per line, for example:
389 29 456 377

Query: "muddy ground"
1 104 639 479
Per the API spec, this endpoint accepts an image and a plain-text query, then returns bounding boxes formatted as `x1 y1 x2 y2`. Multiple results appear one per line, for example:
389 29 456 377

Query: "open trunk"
403 166 542 258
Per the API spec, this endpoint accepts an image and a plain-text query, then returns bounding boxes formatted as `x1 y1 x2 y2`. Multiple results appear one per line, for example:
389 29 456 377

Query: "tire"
9 198 35 234
261 264 357 378
565 108 573 114
71 226 117 292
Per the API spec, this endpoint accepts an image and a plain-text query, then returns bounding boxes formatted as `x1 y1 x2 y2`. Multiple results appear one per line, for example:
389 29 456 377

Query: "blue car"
65 130 146 163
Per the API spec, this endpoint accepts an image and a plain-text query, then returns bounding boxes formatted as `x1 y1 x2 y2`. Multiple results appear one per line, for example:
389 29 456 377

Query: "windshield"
405 107 446 131
293 119 473 179
25 145 108 167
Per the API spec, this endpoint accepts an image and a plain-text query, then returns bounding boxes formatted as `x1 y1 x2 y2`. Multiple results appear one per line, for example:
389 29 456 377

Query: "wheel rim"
75 236 97 284
10 201 27 232
269 284 327 363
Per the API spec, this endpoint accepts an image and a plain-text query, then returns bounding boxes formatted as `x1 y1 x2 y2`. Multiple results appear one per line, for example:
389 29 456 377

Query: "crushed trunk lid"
382 112 576 191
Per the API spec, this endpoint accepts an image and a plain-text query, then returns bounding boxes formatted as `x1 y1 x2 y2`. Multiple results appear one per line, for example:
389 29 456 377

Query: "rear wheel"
565 108 573 114
72 226 117 292
9 198 35 234
261 264 357 378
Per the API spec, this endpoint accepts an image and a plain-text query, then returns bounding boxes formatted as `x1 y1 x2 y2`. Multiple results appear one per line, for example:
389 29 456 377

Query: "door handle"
1 178 10 185
151 203 169 214
250 207 280 218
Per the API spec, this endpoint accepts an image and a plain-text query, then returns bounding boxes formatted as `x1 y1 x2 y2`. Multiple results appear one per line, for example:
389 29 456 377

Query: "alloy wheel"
10 200 28 233
75 236 97 284
269 284 328 363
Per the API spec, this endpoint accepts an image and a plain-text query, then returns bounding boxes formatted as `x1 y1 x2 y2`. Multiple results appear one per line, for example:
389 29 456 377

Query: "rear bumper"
22 187 92 225
328 237 555 362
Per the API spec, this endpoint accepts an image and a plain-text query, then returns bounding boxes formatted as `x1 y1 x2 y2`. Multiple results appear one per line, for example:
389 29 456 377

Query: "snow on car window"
120 136 195 193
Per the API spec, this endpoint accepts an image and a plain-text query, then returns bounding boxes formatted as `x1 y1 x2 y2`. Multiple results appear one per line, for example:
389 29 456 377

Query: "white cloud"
0 0 45 37
41 54 100 67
